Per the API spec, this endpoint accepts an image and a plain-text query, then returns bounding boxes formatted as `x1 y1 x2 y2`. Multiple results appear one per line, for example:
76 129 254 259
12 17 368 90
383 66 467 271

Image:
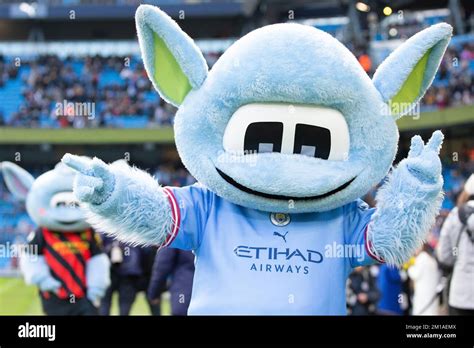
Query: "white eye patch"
223 103 350 161
50 191 80 209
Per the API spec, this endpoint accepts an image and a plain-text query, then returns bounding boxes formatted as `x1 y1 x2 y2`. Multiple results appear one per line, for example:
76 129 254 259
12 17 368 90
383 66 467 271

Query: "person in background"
100 235 146 316
408 243 441 315
357 50 372 75
346 266 380 315
147 248 195 316
437 174 474 315
138 245 162 316
376 264 404 315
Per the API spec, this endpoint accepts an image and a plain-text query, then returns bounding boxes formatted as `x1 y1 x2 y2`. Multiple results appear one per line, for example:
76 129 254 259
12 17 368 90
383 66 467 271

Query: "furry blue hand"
38 276 61 293
62 154 173 246
367 130 444 266
62 154 115 206
403 130 443 185
87 286 105 304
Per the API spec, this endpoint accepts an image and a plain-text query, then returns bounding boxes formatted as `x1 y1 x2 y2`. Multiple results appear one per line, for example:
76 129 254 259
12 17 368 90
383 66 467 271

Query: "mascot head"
1 161 90 231
136 5 452 213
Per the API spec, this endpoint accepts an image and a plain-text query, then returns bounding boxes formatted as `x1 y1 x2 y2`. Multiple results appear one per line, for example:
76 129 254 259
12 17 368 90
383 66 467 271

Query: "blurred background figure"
138 245 162 316
376 264 404 315
347 266 380 315
408 244 441 315
100 235 148 316
437 174 474 315
147 248 195 316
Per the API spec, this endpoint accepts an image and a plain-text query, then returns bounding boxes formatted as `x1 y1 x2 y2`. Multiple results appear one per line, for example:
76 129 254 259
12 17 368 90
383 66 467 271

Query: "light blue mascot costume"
1 161 110 315
63 5 452 314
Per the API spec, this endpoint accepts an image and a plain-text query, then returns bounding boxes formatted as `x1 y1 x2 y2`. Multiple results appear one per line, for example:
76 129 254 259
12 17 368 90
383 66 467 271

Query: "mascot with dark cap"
63 5 451 314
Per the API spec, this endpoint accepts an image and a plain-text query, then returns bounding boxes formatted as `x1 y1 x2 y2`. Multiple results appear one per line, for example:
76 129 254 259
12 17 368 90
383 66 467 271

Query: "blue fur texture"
86 253 111 302
1 161 90 231
373 23 452 118
0 161 34 201
62 155 174 246
175 22 396 213
20 255 61 291
63 5 451 267
368 131 444 265
135 4 208 106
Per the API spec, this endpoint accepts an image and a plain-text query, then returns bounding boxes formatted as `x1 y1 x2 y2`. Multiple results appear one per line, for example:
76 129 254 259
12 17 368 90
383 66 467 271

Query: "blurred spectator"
376 264 404 315
346 266 380 315
408 244 441 315
136 245 162 316
436 174 474 315
148 248 195 316
100 235 149 316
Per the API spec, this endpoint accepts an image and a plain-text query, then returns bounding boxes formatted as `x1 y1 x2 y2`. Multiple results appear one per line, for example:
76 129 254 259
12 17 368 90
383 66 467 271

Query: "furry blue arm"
367 131 444 266
62 154 174 246
20 255 61 291
20 254 51 284
86 253 111 301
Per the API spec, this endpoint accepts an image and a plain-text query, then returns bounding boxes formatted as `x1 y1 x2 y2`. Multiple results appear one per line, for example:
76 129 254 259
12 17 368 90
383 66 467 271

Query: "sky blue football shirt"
162 184 381 315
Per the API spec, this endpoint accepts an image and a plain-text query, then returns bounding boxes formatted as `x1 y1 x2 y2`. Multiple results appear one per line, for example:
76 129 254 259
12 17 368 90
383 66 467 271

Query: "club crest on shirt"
270 213 291 227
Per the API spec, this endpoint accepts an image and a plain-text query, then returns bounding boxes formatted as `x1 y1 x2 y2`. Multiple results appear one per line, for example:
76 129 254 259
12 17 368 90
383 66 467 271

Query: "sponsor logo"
234 246 323 263
273 231 288 243
234 245 323 275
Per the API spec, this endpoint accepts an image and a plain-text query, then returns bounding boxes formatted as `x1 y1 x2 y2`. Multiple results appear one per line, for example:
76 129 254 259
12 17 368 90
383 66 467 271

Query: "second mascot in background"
63 5 452 314
1 161 110 315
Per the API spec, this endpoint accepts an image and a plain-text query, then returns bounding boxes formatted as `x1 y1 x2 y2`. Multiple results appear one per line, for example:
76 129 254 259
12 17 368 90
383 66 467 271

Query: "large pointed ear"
372 23 452 118
1 162 34 201
135 5 208 106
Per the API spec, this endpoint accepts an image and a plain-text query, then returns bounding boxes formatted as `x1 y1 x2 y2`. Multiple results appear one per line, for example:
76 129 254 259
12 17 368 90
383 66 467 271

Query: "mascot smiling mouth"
57 220 80 225
216 168 355 200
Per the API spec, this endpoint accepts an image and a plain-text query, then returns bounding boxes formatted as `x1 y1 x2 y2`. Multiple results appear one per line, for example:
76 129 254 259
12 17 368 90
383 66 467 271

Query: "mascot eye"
293 124 331 159
223 103 349 160
244 122 283 153
50 192 80 209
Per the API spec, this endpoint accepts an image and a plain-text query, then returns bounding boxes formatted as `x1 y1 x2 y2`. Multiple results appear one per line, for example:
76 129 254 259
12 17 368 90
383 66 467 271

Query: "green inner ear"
391 47 432 114
153 32 192 105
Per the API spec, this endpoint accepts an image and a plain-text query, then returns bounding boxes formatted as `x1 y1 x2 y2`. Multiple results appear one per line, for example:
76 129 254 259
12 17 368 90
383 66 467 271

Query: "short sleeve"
161 184 214 251
344 199 382 267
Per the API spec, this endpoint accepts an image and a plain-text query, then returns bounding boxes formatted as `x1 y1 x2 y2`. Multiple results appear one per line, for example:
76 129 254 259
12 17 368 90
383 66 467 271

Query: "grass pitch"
0 277 170 316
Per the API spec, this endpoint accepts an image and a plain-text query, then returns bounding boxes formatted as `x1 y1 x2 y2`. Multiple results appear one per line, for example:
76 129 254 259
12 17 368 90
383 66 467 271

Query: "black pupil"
244 122 283 154
293 124 331 160
56 201 79 208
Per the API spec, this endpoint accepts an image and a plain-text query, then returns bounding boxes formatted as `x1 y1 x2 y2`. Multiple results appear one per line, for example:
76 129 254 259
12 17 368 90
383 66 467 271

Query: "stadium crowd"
0 55 178 128
0 39 473 128
422 43 474 110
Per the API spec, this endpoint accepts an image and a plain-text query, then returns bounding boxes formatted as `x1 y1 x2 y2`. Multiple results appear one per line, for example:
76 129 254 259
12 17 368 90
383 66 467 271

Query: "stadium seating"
0 35 472 128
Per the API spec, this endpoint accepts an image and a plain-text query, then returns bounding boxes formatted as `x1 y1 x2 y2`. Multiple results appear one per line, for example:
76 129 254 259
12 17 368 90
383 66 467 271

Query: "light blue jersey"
162 184 381 315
